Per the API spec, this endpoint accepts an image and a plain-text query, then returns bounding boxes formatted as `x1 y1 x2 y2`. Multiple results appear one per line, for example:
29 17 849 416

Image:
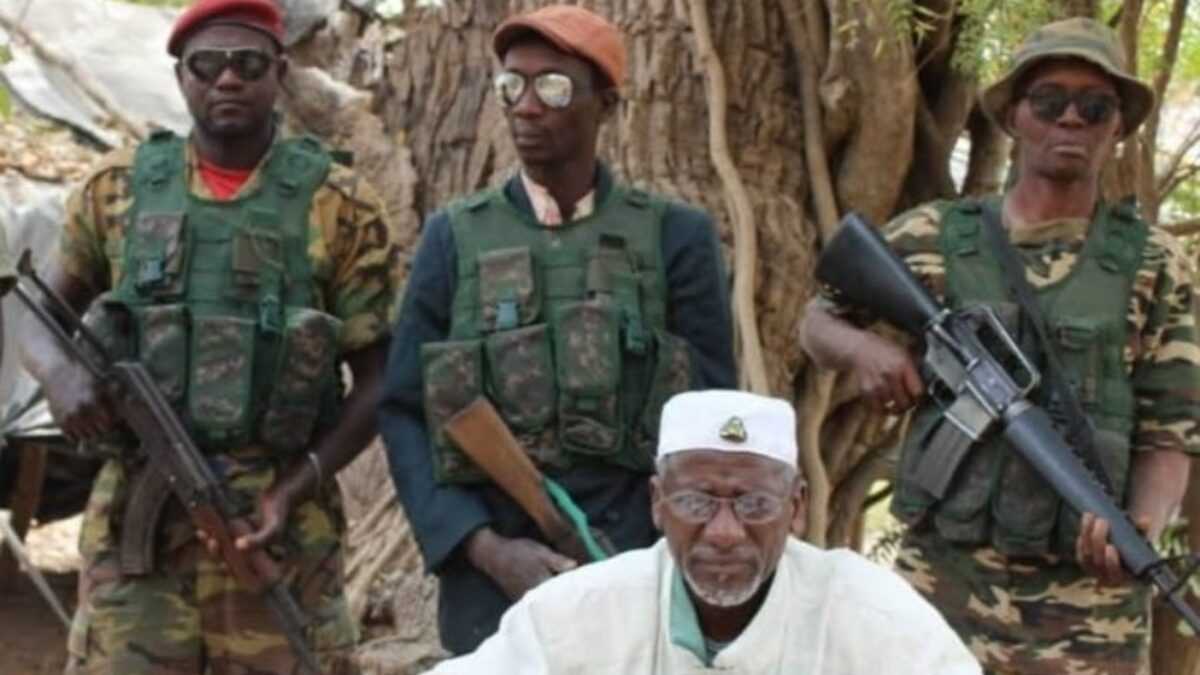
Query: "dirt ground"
0 516 82 675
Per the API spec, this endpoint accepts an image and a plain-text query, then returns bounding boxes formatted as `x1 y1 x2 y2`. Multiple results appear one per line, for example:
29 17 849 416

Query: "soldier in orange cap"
379 3 735 656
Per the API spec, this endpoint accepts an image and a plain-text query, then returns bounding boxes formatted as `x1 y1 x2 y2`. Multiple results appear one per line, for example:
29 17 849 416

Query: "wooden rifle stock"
443 398 609 562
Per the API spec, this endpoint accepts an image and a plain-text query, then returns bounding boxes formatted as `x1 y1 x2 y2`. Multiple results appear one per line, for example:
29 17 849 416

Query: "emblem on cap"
719 416 748 443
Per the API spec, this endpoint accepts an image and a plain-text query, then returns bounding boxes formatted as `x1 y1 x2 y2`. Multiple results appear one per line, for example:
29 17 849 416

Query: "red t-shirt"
197 158 253 200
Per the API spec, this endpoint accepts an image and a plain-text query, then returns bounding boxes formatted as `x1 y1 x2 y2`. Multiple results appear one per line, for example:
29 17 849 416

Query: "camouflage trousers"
895 529 1150 675
65 460 359 674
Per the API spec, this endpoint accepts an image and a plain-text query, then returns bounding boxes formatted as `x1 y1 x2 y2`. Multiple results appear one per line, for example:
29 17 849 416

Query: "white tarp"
0 0 347 147
0 172 65 427
0 0 190 146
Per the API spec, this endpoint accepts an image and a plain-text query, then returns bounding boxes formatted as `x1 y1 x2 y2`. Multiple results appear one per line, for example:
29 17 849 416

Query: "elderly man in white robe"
428 390 981 674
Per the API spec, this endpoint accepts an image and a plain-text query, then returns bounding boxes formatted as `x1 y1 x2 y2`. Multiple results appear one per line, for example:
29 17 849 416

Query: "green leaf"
0 84 10 120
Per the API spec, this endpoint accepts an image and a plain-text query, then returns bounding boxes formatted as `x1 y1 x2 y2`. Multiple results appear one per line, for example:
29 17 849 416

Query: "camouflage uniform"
823 200 1200 674
58 138 399 674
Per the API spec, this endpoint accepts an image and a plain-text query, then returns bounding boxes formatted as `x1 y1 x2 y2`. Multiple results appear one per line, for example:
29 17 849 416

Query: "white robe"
428 538 981 674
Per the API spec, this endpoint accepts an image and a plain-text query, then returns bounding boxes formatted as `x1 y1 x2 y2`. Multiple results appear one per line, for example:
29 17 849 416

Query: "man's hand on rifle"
846 331 925 414
465 526 577 601
1076 511 1153 586
800 299 923 414
44 361 117 442
197 480 300 557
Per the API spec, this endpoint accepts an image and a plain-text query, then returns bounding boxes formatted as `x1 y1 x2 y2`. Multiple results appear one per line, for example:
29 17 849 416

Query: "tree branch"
782 0 840 239
827 444 892 547
686 0 770 394
1106 0 1143 202
803 0 829 79
797 370 837 546
1137 0 1188 221
1160 164 1200 203
0 12 147 142
1161 218 1200 237
962 107 1008 196
1156 117 1200 196
905 97 957 204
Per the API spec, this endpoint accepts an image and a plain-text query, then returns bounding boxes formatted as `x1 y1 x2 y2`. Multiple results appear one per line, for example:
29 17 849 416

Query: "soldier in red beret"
20 0 400 672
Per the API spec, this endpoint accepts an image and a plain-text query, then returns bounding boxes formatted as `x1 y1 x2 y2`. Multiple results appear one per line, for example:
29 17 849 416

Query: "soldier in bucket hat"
801 17 1200 674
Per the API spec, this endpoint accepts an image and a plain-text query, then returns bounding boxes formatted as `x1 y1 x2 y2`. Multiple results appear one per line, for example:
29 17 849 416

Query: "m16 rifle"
9 251 323 674
815 213 1200 634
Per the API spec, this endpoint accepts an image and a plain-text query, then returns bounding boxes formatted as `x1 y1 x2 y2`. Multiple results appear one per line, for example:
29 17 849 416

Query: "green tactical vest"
110 131 344 455
892 197 1147 559
422 182 695 483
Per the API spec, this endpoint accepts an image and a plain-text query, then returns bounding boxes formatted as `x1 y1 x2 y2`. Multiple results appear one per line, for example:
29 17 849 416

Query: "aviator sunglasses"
494 70 592 109
1024 84 1120 126
185 47 276 83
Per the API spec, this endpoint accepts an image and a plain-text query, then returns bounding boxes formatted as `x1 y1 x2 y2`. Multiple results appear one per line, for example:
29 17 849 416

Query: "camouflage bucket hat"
980 17 1155 139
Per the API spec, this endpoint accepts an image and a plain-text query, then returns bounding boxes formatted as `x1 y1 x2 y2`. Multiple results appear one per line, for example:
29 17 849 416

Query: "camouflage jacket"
821 198 1200 457
57 136 401 562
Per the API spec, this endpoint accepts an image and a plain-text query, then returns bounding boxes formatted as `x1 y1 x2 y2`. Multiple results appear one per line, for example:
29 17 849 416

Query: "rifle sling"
979 202 1116 495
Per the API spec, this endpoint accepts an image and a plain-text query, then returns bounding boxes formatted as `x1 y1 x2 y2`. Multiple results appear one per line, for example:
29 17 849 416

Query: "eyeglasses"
185 48 276 83
494 70 590 109
1024 84 1120 126
664 490 788 526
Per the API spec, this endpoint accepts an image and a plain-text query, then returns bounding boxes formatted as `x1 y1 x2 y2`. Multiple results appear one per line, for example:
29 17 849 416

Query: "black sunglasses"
1024 84 1120 126
185 48 276 83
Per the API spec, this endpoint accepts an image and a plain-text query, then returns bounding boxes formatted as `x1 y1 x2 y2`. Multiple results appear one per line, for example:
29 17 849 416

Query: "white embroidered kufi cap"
657 390 797 469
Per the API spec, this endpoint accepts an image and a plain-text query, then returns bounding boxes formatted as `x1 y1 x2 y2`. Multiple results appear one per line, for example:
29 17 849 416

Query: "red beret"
168 0 285 57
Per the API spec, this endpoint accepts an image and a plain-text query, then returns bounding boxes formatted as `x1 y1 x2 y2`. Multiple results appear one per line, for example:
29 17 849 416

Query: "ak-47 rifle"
815 213 1200 634
10 251 323 674
443 398 615 563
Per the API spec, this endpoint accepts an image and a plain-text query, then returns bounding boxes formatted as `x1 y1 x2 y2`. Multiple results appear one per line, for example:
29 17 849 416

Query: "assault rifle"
9 251 323 674
815 213 1200 634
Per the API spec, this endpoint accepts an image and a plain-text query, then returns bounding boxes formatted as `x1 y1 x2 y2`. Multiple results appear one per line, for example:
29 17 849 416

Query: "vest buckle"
136 259 165 289
623 312 647 355
259 294 282 334
495 300 519 331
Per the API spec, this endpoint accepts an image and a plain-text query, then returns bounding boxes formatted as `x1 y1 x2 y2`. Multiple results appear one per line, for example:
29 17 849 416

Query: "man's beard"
682 549 768 608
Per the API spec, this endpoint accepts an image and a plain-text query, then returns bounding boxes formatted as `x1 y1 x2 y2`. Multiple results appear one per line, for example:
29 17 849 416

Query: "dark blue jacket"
378 165 737 653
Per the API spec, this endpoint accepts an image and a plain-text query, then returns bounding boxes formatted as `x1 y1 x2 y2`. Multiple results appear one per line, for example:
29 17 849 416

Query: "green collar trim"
669 567 711 665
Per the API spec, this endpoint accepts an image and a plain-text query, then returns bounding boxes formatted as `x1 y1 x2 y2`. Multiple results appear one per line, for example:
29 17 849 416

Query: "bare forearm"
276 343 388 502
1128 450 1191 539
799 297 869 371
18 266 97 385
19 311 71 384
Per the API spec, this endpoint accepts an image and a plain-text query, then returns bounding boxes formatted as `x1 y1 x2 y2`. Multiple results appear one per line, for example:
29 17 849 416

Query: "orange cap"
493 5 625 88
